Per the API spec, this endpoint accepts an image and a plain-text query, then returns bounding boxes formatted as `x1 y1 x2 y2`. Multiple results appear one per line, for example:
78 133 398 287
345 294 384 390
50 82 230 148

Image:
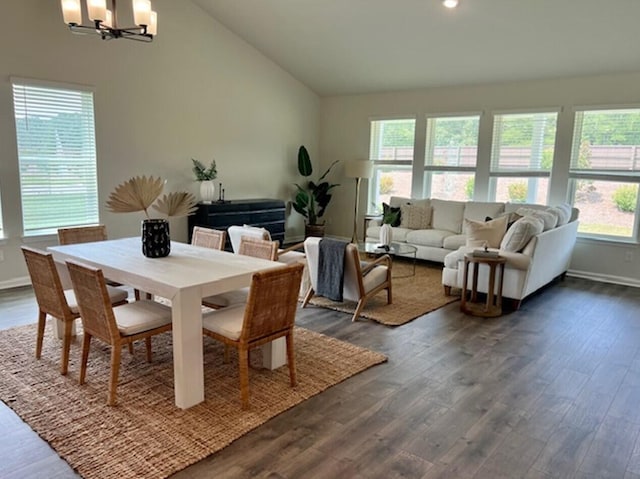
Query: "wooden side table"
460 253 507 318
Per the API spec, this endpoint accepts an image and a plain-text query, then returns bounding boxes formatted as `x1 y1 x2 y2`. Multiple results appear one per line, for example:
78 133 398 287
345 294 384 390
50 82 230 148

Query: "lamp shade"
345 160 373 179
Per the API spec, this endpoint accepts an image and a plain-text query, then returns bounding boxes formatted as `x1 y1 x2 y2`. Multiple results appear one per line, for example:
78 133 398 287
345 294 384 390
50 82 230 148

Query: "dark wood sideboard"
188 199 286 250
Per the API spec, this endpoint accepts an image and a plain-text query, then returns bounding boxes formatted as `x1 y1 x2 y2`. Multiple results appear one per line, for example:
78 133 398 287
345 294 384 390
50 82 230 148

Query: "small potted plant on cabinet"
192 158 217 204
292 145 339 237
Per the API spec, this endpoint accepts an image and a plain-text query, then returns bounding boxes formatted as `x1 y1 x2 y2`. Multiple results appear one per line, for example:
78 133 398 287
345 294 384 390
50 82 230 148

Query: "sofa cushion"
444 246 532 271
500 216 544 252
400 204 431 229
405 229 455 248
382 202 401 226
431 199 466 233
464 216 508 248
516 207 558 231
366 226 412 243
443 234 466 250
554 203 572 225
389 196 413 208
464 202 505 222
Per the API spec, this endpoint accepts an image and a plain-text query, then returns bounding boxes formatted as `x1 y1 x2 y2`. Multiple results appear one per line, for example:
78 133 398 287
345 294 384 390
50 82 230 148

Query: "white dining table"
49 236 286 409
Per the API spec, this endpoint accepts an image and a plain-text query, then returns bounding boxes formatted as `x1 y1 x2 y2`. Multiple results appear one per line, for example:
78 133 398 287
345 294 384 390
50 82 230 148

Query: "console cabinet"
188 199 286 250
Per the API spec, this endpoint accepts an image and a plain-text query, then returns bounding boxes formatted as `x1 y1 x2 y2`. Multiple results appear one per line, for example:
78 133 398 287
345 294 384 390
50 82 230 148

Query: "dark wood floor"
2 277 640 478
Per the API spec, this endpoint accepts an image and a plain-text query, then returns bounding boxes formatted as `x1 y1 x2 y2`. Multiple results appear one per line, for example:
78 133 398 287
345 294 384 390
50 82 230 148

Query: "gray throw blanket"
317 238 348 302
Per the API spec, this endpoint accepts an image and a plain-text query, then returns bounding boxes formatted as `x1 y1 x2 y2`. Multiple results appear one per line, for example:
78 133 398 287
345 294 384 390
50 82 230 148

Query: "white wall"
0 0 319 288
320 73 640 286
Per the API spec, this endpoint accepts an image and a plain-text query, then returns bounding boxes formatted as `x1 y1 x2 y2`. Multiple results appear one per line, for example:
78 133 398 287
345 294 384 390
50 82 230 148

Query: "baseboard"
567 269 640 288
0 276 31 291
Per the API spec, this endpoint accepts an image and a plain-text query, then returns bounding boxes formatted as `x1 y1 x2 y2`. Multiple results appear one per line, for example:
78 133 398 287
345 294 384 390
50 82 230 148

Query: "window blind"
425 115 479 168
12 81 99 235
571 108 640 178
369 119 416 162
491 112 557 173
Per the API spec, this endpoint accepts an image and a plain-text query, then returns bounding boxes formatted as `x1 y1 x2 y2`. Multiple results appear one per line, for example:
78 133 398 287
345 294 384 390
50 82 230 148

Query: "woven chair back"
238 236 278 261
66 260 120 344
241 263 303 342
191 226 226 250
21 246 75 321
57 225 108 245
228 225 270 253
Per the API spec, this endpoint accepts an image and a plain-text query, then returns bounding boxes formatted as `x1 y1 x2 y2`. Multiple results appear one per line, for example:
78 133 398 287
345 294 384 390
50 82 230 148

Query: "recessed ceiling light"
443 0 459 8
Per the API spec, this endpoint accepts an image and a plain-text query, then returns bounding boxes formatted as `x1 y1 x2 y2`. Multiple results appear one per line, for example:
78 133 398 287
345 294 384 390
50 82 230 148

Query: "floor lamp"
345 159 373 244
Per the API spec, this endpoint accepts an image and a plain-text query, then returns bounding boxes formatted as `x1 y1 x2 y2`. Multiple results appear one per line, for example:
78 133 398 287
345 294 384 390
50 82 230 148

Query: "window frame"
568 105 640 242
488 108 560 204
11 77 100 237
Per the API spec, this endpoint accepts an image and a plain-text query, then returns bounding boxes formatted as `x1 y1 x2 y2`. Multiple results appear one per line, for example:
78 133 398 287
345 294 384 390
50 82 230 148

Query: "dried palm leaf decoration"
106 175 197 219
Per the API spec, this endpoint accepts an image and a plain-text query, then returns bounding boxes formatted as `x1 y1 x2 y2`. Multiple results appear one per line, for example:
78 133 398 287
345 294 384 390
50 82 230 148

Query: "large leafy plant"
292 145 339 225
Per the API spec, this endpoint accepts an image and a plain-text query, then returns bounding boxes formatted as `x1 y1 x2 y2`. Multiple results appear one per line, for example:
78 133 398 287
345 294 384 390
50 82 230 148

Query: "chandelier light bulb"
60 0 82 25
443 0 459 8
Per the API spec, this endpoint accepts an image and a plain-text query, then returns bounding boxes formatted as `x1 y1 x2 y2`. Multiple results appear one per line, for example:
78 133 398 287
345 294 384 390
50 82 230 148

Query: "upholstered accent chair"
302 237 392 322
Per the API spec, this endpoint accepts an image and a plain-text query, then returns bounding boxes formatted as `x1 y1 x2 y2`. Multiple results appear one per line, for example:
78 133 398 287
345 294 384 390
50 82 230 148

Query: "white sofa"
366 196 579 307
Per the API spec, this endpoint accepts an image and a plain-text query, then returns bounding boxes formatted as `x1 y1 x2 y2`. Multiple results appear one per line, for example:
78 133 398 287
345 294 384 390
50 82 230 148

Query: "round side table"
460 253 507 318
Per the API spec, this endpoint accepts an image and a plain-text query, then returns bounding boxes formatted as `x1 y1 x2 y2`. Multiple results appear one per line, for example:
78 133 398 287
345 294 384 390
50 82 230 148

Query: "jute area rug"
0 323 386 479
306 260 459 326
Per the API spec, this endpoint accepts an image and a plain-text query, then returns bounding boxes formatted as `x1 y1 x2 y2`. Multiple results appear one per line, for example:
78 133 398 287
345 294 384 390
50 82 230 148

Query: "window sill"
21 233 58 244
576 235 639 247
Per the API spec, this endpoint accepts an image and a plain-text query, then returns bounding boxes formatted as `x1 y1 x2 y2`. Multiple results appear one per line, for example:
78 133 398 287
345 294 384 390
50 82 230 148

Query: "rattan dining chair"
202 262 303 409
21 246 129 375
66 260 173 406
227 225 305 265
202 236 278 309
191 226 226 250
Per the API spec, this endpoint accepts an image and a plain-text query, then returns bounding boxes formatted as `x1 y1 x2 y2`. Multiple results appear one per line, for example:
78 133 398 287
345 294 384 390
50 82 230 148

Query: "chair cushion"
202 304 246 340
360 265 389 296
277 250 306 265
203 287 249 308
64 285 129 314
113 300 171 336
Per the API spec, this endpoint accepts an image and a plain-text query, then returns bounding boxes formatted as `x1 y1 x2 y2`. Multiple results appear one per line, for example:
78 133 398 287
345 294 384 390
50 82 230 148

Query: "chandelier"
60 0 157 42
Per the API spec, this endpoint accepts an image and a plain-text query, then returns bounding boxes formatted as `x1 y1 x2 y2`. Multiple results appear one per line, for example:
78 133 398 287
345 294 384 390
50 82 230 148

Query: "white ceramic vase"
380 223 393 246
199 180 215 204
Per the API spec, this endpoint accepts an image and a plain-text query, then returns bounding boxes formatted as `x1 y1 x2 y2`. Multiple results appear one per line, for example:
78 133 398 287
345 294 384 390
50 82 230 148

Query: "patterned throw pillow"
382 203 401 226
400 204 431 229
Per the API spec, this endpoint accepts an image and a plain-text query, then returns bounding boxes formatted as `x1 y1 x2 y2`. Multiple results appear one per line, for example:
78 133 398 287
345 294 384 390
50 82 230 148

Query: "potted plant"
292 145 339 237
106 175 197 258
192 158 217 204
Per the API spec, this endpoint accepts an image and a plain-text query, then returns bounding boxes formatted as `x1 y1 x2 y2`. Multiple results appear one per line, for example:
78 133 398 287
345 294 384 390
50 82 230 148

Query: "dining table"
49 236 287 409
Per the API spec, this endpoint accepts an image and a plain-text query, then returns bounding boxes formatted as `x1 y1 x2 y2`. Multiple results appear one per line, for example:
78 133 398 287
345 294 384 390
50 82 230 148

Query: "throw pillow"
464 215 508 248
500 216 544 252
554 203 572 225
516 207 558 231
400 204 431 229
382 203 401 227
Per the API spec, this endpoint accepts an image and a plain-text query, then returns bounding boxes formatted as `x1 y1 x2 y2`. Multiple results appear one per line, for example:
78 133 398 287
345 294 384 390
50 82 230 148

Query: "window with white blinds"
12 80 99 236
368 118 416 213
424 114 479 200
569 107 640 239
489 111 558 204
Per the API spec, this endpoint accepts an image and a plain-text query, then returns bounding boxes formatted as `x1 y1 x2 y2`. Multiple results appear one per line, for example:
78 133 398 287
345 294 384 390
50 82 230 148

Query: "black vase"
141 219 170 258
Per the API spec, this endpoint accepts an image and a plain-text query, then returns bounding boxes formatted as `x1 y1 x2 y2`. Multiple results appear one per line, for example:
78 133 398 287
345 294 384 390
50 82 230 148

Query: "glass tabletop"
358 241 417 256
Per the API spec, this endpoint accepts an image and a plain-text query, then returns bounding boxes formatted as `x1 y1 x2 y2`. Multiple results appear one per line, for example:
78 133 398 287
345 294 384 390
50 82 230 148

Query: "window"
12 79 99 236
489 111 558 204
424 114 479 201
368 118 415 213
569 108 640 240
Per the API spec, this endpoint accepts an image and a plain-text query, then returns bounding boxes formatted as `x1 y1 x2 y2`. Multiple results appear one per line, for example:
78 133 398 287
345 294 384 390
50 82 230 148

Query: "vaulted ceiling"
193 0 640 96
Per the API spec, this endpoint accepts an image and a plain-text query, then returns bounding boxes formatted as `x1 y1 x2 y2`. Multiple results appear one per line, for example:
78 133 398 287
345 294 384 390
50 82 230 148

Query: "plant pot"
199 180 215 204
142 219 170 258
305 223 325 238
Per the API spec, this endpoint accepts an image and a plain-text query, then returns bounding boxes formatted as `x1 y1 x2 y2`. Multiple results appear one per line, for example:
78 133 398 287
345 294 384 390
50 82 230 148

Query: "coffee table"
358 241 418 277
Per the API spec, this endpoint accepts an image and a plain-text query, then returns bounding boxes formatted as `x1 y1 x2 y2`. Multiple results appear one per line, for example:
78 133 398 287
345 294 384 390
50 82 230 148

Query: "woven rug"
306 260 458 326
0 323 386 479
